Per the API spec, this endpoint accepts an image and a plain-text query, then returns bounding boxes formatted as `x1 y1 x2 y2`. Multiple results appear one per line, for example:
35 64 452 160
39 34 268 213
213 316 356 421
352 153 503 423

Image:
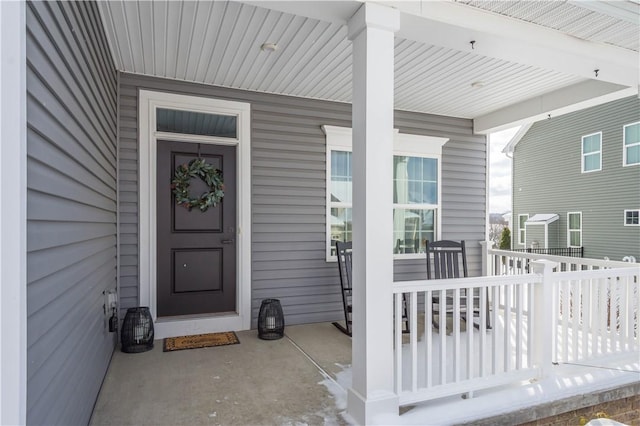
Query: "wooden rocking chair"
333 241 410 336
425 240 491 331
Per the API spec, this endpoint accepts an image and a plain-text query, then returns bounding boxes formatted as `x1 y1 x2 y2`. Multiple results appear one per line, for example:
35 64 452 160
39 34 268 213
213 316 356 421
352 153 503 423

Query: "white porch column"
347 3 400 425
0 1 27 424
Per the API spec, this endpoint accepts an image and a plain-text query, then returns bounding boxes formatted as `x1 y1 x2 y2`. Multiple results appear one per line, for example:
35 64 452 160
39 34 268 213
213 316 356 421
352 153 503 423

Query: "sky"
488 127 520 214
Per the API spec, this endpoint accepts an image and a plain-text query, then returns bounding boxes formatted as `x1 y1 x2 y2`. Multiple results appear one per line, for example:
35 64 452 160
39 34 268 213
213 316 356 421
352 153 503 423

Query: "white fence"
392 253 639 407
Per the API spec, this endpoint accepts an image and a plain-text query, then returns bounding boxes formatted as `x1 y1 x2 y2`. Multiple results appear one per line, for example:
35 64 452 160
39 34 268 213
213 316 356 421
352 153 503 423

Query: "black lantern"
258 299 285 340
121 307 154 353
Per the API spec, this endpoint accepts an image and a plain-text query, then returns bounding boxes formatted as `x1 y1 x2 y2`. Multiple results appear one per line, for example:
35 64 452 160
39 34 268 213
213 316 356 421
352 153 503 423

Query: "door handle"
221 239 234 244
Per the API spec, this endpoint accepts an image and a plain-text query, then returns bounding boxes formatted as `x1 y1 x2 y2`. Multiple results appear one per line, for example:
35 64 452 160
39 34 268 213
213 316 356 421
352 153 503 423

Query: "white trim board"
138 90 251 338
0 1 27 423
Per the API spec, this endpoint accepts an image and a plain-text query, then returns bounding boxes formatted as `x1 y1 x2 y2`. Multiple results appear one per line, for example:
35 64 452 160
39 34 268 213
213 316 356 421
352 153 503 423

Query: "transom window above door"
156 108 237 138
323 125 448 261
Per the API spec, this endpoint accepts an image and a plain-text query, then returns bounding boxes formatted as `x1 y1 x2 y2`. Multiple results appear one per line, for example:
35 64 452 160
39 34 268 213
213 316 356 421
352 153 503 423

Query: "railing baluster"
492 285 499 375
453 288 461 382
527 282 534 369
439 289 446 385
504 284 512 373
581 277 589 361
561 279 570 362
572 279 580 361
515 283 523 370
479 284 487 376
598 277 607 356
425 290 432 388
467 286 474 381
411 291 418 393
395 293 402 394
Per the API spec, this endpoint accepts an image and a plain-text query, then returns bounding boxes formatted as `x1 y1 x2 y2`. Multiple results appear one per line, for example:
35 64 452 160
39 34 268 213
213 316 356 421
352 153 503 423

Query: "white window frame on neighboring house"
322 125 448 261
581 132 602 173
624 209 639 226
518 214 528 245
623 122 640 167
567 212 583 247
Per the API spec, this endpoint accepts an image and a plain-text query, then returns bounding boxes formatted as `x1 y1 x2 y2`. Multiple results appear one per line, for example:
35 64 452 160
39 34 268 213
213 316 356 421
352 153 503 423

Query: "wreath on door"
171 157 224 212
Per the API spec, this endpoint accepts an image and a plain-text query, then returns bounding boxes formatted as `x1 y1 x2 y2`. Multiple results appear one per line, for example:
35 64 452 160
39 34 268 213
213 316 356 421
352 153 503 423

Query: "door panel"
157 140 237 317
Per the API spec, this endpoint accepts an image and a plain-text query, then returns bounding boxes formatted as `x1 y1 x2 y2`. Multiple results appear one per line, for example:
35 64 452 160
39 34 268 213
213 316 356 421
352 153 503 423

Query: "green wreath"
171 158 224 212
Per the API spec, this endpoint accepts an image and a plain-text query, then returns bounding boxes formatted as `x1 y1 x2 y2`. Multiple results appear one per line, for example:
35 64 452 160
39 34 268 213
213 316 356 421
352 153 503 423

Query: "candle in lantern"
266 315 275 329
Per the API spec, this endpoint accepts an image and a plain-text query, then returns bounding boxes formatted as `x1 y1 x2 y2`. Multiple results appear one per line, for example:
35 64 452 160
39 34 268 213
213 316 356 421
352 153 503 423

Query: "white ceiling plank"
121 1 145 73
163 1 184 79
182 1 214 82
175 2 199 80
296 38 351 99
193 1 227 82
269 20 333 94
474 80 637 133
136 1 155 75
257 15 310 92
211 3 255 85
241 0 361 25
217 4 260 87
230 9 282 89
283 25 349 95
391 1 638 88
225 6 271 88
101 1 134 72
151 0 167 77
244 12 297 90
96 2 124 71
203 1 244 84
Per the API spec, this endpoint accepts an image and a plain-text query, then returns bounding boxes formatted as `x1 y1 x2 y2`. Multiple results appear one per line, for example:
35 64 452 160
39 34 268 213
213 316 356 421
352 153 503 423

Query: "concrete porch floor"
90 322 353 426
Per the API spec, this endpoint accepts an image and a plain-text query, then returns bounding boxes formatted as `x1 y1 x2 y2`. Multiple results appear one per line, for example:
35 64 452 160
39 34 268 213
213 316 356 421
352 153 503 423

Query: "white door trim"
139 90 251 338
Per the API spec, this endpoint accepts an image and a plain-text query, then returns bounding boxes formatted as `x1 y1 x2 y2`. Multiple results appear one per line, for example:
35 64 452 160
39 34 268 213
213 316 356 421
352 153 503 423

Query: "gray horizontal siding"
513 96 640 261
26 1 117 425
118 73 486 327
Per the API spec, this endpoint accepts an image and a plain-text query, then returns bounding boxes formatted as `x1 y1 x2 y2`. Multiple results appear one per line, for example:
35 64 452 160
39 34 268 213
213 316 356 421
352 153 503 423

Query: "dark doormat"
163 331 240 352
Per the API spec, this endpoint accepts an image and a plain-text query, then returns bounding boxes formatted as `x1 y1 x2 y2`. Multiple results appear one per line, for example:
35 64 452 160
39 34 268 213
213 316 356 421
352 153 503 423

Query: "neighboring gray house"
1 1 637 425
506 96 640 261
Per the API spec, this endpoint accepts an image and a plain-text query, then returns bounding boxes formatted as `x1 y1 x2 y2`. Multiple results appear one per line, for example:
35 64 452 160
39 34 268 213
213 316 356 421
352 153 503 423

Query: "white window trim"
139 90 251 338
623 122 640 167
322 125 448 261
518 214 528 245
581 131 602 173
624 209 640 226
567 211 583 247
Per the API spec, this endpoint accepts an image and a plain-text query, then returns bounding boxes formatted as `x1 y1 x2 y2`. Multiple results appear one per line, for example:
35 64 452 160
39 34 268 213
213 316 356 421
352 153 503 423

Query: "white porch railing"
485 247 637 276
392 253 639 407
553 267 639 364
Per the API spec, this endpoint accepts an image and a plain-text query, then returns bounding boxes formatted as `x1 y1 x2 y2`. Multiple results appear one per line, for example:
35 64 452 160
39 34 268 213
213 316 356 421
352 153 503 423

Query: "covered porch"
90 249 639 425
1 0 638 424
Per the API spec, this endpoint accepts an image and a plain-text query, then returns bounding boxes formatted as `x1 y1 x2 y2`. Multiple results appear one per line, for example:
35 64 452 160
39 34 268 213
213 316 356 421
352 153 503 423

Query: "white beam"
347 3 399 425
474 80 638 133
0 1 27 424
382 1 638 88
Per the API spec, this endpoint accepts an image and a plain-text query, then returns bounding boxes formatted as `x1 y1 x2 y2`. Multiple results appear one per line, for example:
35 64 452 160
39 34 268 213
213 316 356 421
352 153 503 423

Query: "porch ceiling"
97 0 639 133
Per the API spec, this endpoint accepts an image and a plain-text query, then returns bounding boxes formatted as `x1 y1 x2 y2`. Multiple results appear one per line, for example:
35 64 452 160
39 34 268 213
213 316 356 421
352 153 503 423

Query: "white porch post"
480 240 494 276
347 3 400 425
530 259 557 377
0 1 27 424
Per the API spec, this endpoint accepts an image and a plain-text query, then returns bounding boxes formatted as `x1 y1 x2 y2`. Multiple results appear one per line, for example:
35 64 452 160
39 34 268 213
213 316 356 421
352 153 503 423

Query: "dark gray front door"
157 140 237 317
